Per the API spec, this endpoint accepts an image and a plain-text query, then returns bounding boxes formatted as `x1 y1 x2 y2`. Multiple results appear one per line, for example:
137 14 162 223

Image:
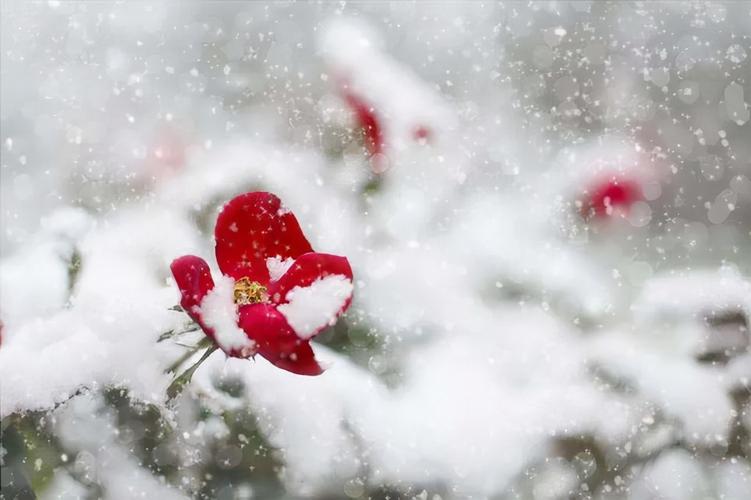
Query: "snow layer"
588 330 735 444
53 394 190 500
278 275 353 339
200 275 254 353
192 307 637 497
0 207 91 332
633 266 751 323
0 205 198 417
266 256 295 281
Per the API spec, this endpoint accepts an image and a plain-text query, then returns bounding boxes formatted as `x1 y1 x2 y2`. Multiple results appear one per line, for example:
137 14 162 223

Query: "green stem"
166 336 213 373
166 344 218 401
158 323 200 342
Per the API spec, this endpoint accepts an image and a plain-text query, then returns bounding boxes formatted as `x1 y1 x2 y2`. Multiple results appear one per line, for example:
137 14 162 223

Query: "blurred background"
1 1 750 499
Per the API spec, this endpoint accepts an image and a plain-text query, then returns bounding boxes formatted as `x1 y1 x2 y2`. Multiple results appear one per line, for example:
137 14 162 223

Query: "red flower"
342 87 384 158
170 192 354 376
581 176 643 219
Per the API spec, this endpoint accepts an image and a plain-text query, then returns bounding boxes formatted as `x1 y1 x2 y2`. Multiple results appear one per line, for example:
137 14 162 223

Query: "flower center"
233 278 267 305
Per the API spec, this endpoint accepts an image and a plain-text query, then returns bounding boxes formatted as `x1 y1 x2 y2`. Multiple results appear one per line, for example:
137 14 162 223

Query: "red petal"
343 89 384 157
267 252 353 339
170 255 215 338
268 252 353 305
215 192 313 282
238 304 324 376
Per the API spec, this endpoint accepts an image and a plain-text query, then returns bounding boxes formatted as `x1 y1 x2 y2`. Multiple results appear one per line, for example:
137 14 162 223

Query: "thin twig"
166 345 218 401
166 336 213 373
158 323 200 342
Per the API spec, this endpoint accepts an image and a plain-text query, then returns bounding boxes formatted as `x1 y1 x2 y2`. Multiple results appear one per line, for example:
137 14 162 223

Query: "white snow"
191 308 635 497
588 330 735 444
630 449 711 500
53 394 190 500
266 255 295 281
0 207 91 332
0 206 196 417
199 275 254 353
277 275 353 339
632 266 751 323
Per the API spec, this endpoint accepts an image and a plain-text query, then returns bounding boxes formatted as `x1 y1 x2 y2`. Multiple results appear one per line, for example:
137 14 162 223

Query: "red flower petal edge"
170 255 215 339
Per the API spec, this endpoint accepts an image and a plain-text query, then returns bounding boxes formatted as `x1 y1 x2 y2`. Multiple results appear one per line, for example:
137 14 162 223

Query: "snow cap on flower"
171 192 353 375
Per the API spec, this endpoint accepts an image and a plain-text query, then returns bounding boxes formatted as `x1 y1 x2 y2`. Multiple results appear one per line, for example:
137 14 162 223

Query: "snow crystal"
277 275 353 339
200 275 253 353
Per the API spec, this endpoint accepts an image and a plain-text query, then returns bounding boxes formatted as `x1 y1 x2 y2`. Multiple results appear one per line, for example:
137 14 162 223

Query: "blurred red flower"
342 87 384 158
581 176 643 219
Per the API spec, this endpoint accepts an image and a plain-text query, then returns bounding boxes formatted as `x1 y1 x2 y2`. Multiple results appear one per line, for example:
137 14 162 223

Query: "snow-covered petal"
200 275 255 356
277 275 354 339
238 303 323 376
266 255 295 281
269 252 353 305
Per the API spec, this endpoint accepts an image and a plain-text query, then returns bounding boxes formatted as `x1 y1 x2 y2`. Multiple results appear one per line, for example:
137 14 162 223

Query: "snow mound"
278 275 353 339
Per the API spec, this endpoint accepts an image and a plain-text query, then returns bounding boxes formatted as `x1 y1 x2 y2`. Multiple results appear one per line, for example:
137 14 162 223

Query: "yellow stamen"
233 278 267 305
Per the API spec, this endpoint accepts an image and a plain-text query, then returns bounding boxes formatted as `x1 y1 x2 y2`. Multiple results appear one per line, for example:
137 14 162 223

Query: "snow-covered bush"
1 2 749 499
